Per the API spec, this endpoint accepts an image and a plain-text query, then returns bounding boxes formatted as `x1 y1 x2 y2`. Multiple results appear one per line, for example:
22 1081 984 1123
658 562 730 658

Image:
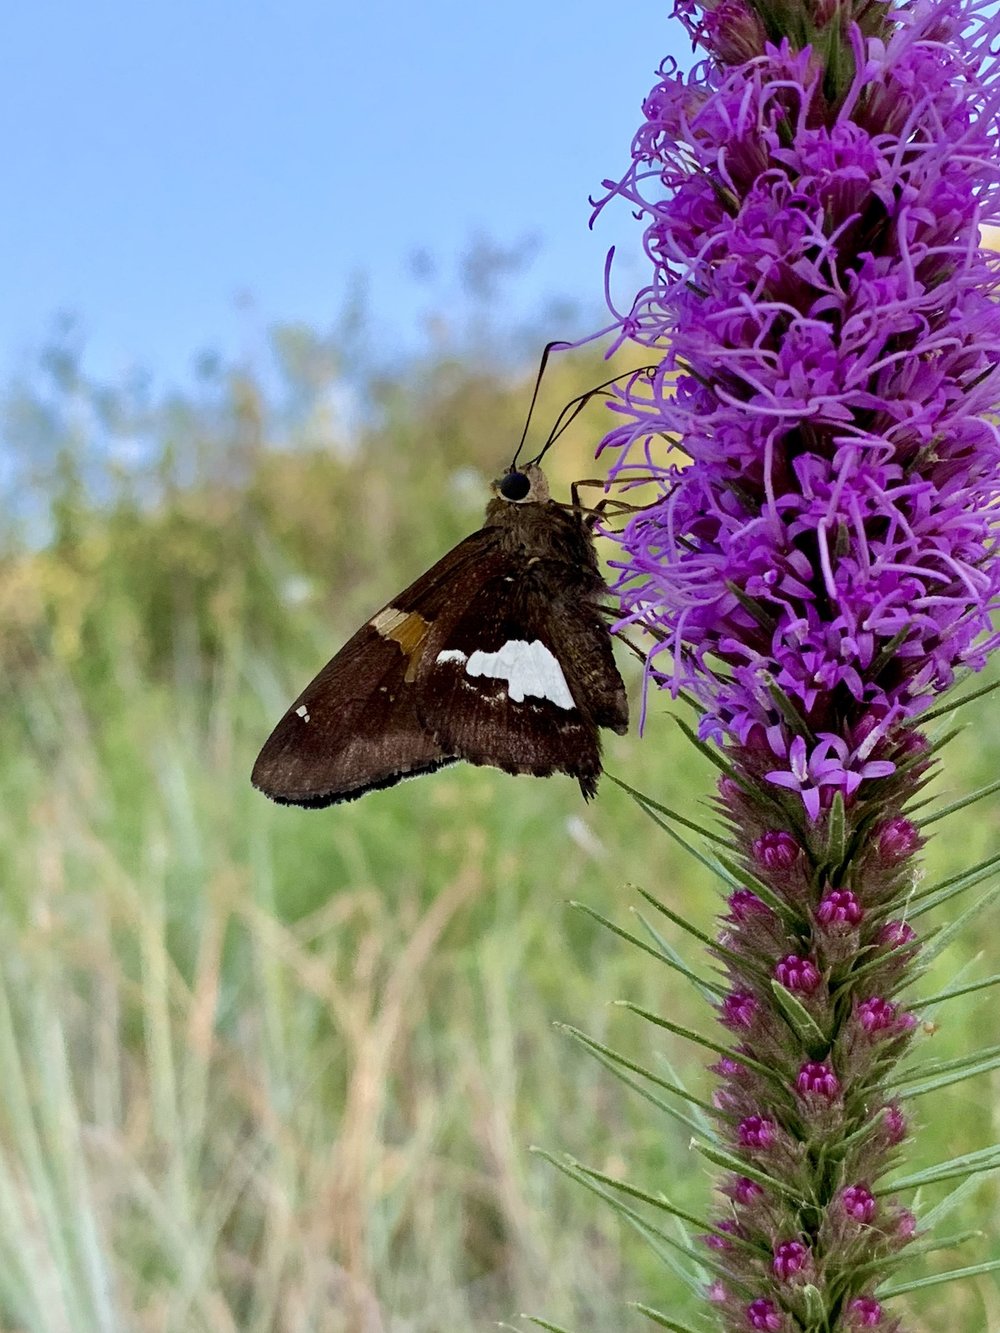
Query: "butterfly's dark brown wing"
414 555 628 799
251 530 504 806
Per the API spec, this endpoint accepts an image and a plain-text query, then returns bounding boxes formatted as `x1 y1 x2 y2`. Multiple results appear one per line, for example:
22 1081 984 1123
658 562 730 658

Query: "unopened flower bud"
721 990 759 1029
875 817 921 865
728 889 773 922
772 1238 810 1279
841 1184 877 1223
816 889 864 927
739 1115 775 1149
746 1297 783 1330
753 829 800 871
731 1175 764 1205
796 1061 840 1100
847 1295 883 1327
775 954 820 994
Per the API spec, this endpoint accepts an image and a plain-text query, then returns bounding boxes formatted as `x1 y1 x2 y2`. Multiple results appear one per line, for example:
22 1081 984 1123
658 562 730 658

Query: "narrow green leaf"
631 886 768 980
920 1174 991 1231
769 980 827 1052
765 679 816 741
913 852 1000 905
724 578 777 632
656 1052 717 1141
708 851 793 919
569 900 725 993
572 1159 753 1254
907 853 1000 918
628 1303 701 1332
672 716 741 781
608 774 731 847
895 1049 1000 1101
615 1002 780 1085
524 1318 576 1333
896 1042 1000 1086
880 1257 1000 1298
531 1148 714 1292
917 878 1000 969
691 1140 805 1202
557 1024 717 1138
918 776 1000 829
877 1143 1000 1194
633 910 723 1006
627 790 738 889
824 791 847 870
916 676 1000 725
914 970 1000 1008
869 627 911 681
854 1229 983 1280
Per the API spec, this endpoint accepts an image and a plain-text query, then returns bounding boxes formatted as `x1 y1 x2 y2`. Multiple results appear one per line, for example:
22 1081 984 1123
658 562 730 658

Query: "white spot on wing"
436 649 468 665
465 639 575 709
295 704 311 723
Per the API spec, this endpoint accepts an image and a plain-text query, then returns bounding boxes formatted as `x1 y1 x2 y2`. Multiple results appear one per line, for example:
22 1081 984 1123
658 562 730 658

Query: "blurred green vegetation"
1 305 999 1332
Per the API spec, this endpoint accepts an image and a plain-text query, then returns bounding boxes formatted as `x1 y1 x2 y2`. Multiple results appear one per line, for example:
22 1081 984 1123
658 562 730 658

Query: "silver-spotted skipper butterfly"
251 349 651 807
251 460 629 806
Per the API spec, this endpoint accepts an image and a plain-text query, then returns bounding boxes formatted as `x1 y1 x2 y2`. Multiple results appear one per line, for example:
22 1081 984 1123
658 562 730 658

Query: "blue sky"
2 1 686 390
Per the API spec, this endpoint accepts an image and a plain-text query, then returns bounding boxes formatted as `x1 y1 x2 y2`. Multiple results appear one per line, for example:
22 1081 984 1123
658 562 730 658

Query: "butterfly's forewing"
251 531 502 806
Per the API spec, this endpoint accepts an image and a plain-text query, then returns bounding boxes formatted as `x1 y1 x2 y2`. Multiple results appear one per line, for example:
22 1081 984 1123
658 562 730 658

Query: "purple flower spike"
593 0 1000 1322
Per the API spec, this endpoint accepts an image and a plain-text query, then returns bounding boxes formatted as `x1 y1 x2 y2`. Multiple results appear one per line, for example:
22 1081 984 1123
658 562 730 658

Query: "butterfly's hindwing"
251 531 502 806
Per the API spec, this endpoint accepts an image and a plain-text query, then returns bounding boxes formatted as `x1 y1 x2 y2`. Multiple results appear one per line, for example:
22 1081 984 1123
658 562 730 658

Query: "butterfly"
251 462 629 805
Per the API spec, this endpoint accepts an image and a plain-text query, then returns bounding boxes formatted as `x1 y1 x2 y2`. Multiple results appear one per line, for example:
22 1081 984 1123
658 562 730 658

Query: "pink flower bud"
857 996 897 1032
732 1175 764 1205
896 1208 917 1239
878 920 917 951
774 953 820 994
772 1238 809 1279
704 1217 740 1250
875 816 921 865
841 1184 876 1223
795 1061 841 1100
747 1298 783 1330
728 889 773 922
721 990 759 1030
753 830 800 871
816 889 864 926
882 1102 907 1144
739 1115 775 1149
848 1295 883 1327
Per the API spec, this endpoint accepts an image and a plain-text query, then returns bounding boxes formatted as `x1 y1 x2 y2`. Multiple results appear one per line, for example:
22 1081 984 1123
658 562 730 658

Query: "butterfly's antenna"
527 365 656 468
510 341 573 471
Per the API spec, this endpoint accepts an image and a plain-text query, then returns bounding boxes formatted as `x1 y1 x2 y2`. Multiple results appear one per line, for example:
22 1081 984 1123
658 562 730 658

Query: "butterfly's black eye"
499 470 532 502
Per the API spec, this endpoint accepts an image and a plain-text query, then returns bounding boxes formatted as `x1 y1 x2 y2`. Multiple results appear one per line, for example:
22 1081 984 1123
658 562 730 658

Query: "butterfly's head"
493 463 550 505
